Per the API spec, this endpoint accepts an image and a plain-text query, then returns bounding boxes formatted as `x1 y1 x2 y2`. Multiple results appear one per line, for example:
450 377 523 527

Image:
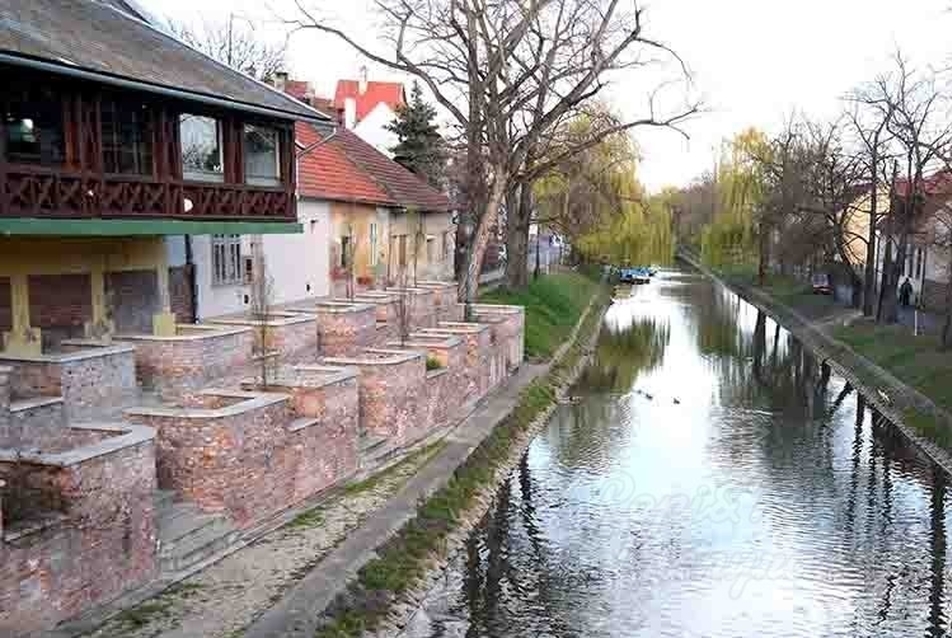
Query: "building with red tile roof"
334 68 406 157
296 120 454 290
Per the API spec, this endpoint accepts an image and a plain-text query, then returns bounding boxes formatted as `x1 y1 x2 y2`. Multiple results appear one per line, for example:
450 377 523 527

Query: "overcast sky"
148 0 952 192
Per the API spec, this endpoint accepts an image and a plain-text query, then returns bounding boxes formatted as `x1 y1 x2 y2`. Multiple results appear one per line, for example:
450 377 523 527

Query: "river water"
403 267 951 638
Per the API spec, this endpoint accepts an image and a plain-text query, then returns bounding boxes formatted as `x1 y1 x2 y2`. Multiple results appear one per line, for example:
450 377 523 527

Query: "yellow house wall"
389 210 455 281
0 236 171 352
330 202 390 280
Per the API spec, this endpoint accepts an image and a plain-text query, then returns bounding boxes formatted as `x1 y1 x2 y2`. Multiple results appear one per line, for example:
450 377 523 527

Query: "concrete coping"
118 324 251 342
353 291 401 301
426 367 450 380
0 422 156 467
423 322 490 335
3 510 69 543
471 303 524 314
0 341 135 364
353 295 397 306
9 396 64 413
324 348 423 367
208 311 316 328
240 365 358 391
0 365 11 375
288 301 375 315
125 388 289 419
389 334 463 350
416 280 458 289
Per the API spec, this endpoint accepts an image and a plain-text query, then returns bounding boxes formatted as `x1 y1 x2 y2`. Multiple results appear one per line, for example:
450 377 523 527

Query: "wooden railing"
0 165 295 222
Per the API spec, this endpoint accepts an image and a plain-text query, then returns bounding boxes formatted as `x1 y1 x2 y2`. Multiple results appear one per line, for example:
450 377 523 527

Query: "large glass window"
102 98 153 175
243 124 281 186
180 114 223 182
4 86 65 165
212 234 242 286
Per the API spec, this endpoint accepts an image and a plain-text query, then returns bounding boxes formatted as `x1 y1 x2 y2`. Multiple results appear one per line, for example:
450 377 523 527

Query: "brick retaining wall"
210 312 319 363
120 325 254 401
290 302 377 357
0 342 138 421
0 423 157 636
323 350 426 447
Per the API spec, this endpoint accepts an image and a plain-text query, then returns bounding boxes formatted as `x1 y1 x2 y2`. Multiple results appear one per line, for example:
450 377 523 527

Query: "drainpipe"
184 235 198 323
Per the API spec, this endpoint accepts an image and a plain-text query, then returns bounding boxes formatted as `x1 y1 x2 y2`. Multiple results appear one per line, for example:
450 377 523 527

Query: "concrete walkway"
244 363 548 638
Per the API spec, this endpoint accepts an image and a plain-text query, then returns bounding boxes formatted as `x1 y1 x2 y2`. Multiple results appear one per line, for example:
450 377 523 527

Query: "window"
397 235 408 267
180 114 223 182
426 237 436 263
212 234 242 286
243 124 281 186
917 247 925 279
340 235 351 268
102 98 153 175
369 223 378 266
4 85 64 165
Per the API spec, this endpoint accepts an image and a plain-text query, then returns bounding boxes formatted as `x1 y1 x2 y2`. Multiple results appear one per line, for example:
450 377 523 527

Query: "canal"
403 267 951 637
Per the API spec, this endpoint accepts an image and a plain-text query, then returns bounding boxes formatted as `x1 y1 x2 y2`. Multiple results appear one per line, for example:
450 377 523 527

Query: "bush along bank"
316 284 610 638
678 250 952 476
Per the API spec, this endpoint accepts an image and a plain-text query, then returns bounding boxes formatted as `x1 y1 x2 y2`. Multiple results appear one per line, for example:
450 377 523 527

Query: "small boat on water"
618 266 652 284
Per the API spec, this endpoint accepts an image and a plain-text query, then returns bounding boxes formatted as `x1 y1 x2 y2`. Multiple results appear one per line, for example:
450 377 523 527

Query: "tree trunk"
941 272 952 350
757 219 770 286
863 175 878 317
504 183 531 289
460 175 507 311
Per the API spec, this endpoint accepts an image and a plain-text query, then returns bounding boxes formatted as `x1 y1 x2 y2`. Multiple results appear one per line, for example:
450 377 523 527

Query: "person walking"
899 277 913 308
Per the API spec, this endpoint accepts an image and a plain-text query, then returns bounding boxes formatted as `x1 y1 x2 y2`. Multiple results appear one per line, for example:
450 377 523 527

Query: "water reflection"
407 268 952 638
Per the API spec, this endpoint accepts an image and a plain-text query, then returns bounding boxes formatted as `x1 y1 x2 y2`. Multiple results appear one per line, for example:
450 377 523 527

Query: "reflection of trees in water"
460 463 595 638
577 318 670 394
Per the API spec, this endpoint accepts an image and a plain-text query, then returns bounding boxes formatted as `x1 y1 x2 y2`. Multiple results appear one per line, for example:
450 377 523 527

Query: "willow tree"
699 128 767 268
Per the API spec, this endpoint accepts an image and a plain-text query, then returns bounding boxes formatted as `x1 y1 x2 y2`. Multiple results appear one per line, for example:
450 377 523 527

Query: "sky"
147 0 952 192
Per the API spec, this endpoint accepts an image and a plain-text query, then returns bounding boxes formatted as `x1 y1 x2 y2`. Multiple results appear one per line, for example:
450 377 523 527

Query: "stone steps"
358 433 392 468
154 496 239 574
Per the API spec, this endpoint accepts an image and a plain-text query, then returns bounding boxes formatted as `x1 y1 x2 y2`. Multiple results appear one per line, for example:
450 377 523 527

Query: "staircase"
358 433 391 470
153 490 240 574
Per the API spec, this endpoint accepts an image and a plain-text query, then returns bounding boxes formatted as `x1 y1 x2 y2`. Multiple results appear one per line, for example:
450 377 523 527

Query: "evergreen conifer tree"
387 81 446 188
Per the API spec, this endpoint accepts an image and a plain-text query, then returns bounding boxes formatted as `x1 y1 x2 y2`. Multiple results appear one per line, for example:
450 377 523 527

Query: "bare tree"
285 0 698 303
874 54 951 323
168 15 286 81
845 81 896 317
249 243 276 388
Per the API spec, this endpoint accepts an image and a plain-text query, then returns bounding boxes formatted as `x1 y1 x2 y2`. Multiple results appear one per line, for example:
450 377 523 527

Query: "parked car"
811 273 832 295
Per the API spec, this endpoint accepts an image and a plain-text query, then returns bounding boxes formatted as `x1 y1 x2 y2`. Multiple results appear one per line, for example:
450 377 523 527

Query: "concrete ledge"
0 342 135 364
118 324 251 342
0 422 155 467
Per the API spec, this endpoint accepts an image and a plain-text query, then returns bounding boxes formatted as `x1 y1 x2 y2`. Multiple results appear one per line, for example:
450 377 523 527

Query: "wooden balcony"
1 164 295 223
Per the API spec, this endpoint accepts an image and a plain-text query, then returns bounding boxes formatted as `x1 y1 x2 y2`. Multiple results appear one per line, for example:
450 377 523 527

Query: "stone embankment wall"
0 282 525 636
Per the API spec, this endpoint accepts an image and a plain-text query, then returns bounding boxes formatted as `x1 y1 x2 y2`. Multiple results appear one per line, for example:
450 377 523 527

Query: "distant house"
841 171 952 311
334 67 406 156
297 124 455 294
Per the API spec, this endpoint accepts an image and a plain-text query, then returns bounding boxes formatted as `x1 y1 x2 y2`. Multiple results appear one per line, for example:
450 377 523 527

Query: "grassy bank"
479 271 599 360
685 251 952 452
317 282 609 638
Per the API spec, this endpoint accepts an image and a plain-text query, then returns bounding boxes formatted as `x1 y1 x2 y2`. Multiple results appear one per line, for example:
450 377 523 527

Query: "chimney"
358 65 368 95
344 97 357 129
274 70 288 92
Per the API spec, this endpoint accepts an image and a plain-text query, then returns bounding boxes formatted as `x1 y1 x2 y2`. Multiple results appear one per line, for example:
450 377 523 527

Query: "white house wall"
352 103 400 157
187 199 332 320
